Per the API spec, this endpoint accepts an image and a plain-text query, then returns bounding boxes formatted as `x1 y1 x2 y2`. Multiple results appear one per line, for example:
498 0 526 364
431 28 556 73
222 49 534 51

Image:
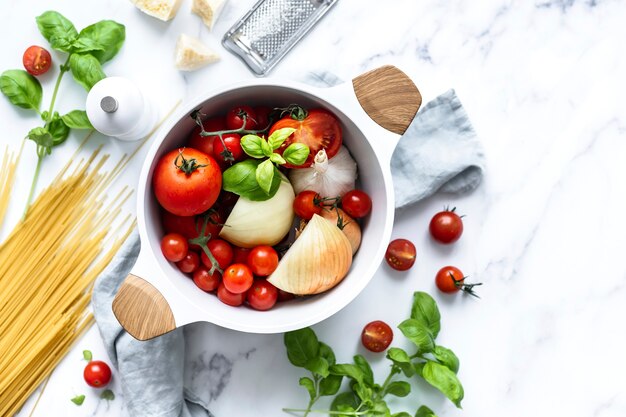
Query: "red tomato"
254 106 272 129
222 264 254 294
247 246 279 276
429 208 464 244
187 117 225 156
277 289 295 302
213 133 244 164
435 266 481 297
293 190 323 220
83 360 112 388
341 190 372 218
153 148 221 216
193 266 221 292
200 239 233 270
270 108 342 168
232 246 251 265
160 233 188 262
162 210 222 251
22 45 52 76
246 280 278 311
217 282 245 306
361 320 393 353
226 105 258 130
176 251 200 274
385 239 416 271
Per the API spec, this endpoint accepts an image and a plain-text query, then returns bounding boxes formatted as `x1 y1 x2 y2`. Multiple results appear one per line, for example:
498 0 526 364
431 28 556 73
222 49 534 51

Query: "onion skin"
320 207 361 255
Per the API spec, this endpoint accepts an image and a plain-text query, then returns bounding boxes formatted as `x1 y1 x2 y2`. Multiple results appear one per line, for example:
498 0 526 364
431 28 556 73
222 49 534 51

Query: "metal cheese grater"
222 0 338 76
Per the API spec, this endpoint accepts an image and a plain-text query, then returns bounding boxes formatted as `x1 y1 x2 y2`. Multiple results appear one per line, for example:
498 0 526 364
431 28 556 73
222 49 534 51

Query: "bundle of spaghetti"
0 147 135 416
0 144 21 227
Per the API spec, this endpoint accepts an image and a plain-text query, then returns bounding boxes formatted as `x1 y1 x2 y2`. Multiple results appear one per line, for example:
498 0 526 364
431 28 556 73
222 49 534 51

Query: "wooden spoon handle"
352 65 422 135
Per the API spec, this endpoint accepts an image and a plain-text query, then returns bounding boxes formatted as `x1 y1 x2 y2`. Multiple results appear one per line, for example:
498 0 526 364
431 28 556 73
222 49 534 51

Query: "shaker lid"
86 77 145 137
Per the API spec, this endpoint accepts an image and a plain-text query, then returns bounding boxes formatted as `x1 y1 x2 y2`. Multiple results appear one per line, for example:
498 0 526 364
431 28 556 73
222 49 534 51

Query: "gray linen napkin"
92 86 485 417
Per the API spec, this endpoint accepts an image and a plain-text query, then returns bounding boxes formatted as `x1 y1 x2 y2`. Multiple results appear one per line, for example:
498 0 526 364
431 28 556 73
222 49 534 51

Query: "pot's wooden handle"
352 65 422 135
112 274 176 341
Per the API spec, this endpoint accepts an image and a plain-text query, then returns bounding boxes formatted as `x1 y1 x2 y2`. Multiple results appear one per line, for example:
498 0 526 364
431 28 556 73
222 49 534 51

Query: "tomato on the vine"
293 190 323 220
277 289 295 302
200 239 233 270
254 106 272 129
23 45 51 76
361 321 393 353
160 233 188 262
429 207 464 244
193 266 221 292
226 105 258 130
247 280 278 311
435 266 482 297
342 190 372 219
217 282 245 306
222 264 254 294
385 239 416 271
232 246 251 265
187 117 225 156
247 246 279 276
213 133 244 165
84 360 112 388
176 252 200 274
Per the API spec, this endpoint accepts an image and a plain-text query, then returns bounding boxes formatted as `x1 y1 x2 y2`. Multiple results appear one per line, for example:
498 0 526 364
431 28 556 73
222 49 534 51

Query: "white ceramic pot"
112 65 422 340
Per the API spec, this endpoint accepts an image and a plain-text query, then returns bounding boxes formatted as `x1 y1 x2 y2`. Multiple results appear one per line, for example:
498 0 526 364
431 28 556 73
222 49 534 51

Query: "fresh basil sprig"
0 11 125 214
284 292 465 416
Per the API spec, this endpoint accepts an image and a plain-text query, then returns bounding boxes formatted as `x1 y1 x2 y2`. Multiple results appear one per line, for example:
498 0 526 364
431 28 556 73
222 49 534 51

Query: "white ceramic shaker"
86 77 159 141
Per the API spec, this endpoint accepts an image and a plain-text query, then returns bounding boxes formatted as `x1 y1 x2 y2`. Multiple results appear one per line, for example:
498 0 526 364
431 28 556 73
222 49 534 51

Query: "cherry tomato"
361 320 393 353
429 207 464 244
162 210 222 251
213 133 244 165
254 106 272 129
226 105 258 130
83 360 112 388
232 246 251 265
176 251 200 274
200 239 233 271
385 239 416 271
341 190 372 218
435 266 482 297
293 190 323 220
187 117 225 156
270 108 342 168
193 266 221 292
246 280 278 311
222 263 254 294
22 45 52 76
277 289 295 302
160 233 189 262
217 282 245 306
247 246 279 276
153 148 221 216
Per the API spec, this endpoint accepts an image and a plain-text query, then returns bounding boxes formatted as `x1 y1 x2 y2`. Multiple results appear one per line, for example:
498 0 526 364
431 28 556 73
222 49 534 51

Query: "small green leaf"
69 53 106 91
269 152 286 165
371 400 391 416
353 355 374 387
0 70 43 111
318 342 336 367
319 374 342 396
62 110 93 129
70 394 85 405
76 20 125 63
283 143 310 166
354 383 373 403
268 127 295 150
411 292 441 338
421 361 464 408
329 363 365 386
330 392 360 417
304 356 329 378
47 115 70 146
36 11 78 52
299 377 316 400
415 405 437 417
240 135 266 158
284 327 320 368
83 350 93 361
433 345 459 374
27 127 53 150
386 347 415 377
260 139 273 157
398 319 435 353
256 159 275 195
384 381 411 397
392 413 412 417
222 160 281 201
100 389 115 401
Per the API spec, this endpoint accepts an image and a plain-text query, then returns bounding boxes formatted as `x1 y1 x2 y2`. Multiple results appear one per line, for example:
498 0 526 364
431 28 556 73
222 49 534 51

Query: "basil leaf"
240 135 265 158
354 383 373 402
69 53 105 91
415 405 437 417
392 413 412 417
329 363 365 386
36 11 78 52
353 355 374 387
260 139 273 157
268 127 295 150
318 342 336 367
304 356 329 378
433 345 459 374
256 159 275 195
0 70 42 111
27 127 53 151
384 381 411 397
283 143 310 166
72 37 105 54
82 350 92 361
386 347 415 377
284 327 319 368
70 394 85 405
371 400 391 416
100 389 115 401
398 319 435 353
421 361 464 408
77 20 125 63
330 392 359 417
62 110 93 129
299 377 316 400
269 152 286 165
411 292 441 338
222 160 281 201
47 114 70 146
319 374 342 396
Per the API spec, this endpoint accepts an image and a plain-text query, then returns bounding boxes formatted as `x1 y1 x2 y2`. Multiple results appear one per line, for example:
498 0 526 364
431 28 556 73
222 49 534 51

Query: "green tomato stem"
23 154 43 219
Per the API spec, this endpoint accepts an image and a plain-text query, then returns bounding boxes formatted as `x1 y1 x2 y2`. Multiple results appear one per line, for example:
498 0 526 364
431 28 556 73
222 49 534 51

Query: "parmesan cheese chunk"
130 0 183 21
174 34 220 71
192 0 227 30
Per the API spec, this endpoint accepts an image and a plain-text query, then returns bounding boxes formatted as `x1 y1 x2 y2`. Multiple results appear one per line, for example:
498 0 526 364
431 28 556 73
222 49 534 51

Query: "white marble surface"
3 0 626 416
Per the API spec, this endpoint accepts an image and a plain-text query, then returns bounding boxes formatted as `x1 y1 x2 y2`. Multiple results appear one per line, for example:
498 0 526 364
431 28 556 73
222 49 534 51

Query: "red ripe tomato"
213 133 244 164
217 282 245 306
22 45 52 76
246 280 278 311
435 266 482 297
385 239 416 271
270 108 342 168
193 266 221 292
226 105 258 130
222 264 254 294
254 106 272 129
247 246 279 276
293 190 322 220
277 289 295 302
153 148 221 216
162 210 222 251
232 246 251 264
200 239 233 270
160 233 188 262
187 117 225 156
341 190 372 218
83 360 112 388
429 208 464 244
176 251 200 274
361 320 393 353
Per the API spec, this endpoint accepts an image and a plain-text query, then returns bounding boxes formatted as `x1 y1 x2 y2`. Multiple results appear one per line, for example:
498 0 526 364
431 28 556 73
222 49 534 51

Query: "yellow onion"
267 214 352 295
320 207 361 255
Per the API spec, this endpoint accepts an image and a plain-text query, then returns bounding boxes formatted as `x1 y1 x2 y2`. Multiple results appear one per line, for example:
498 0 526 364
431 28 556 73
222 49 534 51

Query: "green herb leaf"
62 110 93 129
384 381 411 397
222 159 281 201
299 377 316 401
415 405 437 417
433 345 459 374
83 350 93 361
76 20 125 63
318 342 336 367
411 292 441 338
72 37 105 54
268 127 295 150
398 319 435 353
304 356 329 378
100 389 115 401
421 361 464 408
329 363 365 386
256 159 275 195
386 347 415 377
69 53 105 91
283 143 310 166
319 374 342 396
284 328 320 368
371 400 391 416
70 394 85 405
27 127 53 153
240 135 266 158
260 139 273 157
36 11 78 52
0 70 43 111
269 153 286 165
353 355 374 387
47 114 70 146
392 413 412 417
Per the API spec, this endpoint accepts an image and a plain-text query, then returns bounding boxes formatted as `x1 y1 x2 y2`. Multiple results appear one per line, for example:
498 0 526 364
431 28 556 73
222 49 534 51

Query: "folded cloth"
92 80 485 417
